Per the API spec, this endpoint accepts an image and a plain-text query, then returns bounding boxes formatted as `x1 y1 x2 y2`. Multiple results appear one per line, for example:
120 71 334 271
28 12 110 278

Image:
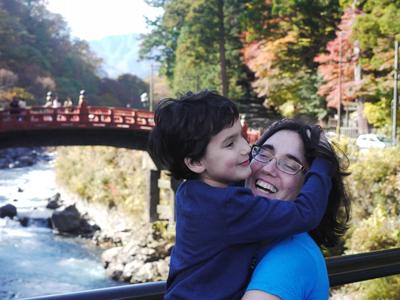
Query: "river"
0 150 122 299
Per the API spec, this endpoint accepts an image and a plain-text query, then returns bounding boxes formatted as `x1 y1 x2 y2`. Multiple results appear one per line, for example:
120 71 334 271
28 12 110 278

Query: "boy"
148 91 332 299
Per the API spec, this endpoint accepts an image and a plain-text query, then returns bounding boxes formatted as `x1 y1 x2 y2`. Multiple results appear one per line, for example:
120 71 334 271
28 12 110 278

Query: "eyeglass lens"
251 146 303 175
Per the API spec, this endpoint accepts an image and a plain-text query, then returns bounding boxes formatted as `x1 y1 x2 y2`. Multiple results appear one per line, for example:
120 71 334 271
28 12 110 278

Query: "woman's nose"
260 157 278 176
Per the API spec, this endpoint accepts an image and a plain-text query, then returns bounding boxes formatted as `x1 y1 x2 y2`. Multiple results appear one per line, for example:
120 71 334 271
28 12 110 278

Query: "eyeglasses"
250 145 306 175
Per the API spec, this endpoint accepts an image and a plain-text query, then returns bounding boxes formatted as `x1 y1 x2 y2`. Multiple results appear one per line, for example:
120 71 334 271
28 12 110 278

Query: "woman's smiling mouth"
255 180 278 193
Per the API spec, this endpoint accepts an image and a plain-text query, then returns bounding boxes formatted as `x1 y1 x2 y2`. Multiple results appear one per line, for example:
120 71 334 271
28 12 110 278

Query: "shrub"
346 147 400 222
335 147 400 299
345 205 400 253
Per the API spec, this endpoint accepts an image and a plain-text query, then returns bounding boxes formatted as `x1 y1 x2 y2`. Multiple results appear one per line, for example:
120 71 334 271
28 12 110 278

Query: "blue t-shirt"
247 233 329 300
165 158 333 300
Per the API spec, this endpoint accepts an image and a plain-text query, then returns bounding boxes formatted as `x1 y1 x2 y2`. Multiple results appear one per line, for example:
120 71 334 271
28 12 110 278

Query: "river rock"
98 222 173 283
106 263 124 280
50 204 100 238
51 205 81 233
79 218 101 238
14 155 36 168
0 147 50 169
0 204 17 218
132 262 157 283
102 246 123 268
46 193 62 209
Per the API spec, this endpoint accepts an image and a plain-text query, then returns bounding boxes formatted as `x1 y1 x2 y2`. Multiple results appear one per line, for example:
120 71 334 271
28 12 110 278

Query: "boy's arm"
224 158 332 244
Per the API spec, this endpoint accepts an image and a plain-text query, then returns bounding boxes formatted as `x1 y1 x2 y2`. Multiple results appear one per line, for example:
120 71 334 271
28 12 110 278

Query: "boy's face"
198 119 251 187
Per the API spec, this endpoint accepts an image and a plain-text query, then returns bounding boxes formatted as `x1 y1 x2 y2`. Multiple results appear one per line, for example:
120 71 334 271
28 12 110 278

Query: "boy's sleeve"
223 158 332 245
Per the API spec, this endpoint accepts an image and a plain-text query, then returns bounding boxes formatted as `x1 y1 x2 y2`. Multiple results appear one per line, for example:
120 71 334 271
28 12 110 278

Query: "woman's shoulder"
265 233 322 263
250 234 329 299
255 234 327 283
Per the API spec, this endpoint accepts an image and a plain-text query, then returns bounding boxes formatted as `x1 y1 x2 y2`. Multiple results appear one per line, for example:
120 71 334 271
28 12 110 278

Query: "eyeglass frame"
250 145 307 175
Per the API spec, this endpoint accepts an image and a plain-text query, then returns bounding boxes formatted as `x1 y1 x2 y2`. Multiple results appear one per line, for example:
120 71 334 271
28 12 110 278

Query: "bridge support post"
146 169 160 223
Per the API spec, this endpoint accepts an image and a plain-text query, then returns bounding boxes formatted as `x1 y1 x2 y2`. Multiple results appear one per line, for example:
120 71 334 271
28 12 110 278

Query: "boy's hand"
313 126 334 162
319 131 331 151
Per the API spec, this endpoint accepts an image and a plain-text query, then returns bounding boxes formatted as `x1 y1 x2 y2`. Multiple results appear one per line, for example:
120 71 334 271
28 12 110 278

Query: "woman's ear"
184 157 205 174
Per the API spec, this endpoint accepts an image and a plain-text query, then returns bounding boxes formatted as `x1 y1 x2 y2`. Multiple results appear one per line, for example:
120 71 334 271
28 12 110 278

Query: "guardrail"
26 247 400 300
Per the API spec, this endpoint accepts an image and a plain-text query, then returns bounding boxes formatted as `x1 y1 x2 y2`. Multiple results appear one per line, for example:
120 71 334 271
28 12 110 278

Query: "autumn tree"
350 0 400 131
314 6 371 132
242 0 342 118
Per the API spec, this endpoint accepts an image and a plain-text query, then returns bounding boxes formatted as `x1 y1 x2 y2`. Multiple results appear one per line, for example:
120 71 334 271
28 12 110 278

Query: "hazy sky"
46 0 163 41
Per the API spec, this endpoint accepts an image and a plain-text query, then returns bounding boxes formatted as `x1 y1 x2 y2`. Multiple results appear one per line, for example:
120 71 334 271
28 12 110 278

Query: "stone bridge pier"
143 153 179 224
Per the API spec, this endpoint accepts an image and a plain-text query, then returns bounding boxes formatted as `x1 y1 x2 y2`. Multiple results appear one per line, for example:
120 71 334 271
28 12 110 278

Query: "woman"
243 119 351 300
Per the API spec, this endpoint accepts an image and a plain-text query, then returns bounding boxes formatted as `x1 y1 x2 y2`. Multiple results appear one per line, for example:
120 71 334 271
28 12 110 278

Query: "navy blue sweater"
165 158 332 300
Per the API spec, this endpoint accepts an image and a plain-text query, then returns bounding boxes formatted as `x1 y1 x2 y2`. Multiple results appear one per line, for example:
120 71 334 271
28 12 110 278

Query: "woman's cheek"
249 160 262 173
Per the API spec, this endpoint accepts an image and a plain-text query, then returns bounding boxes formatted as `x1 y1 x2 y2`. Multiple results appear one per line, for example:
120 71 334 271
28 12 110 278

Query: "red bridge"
0 105 155 150
0 105 261 150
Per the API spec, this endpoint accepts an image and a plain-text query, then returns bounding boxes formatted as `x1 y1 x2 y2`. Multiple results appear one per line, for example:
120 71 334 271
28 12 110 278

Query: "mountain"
89 34 152 80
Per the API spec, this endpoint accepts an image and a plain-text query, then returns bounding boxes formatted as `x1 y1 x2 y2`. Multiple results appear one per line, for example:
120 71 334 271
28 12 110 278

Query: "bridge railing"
0 106 155 132
26 247 400 300
0 106 262 145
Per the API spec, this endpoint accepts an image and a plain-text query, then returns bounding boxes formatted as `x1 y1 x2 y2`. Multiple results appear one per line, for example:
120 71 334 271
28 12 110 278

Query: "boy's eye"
225 142 234 148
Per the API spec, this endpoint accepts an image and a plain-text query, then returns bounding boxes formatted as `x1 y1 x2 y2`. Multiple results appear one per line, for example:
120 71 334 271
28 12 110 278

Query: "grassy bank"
55 146 147 216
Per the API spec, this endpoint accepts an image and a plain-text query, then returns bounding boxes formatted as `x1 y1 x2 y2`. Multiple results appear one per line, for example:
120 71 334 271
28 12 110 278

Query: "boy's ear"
184 157 205 174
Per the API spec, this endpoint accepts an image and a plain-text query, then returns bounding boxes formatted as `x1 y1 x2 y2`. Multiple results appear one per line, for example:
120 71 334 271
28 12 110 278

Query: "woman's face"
245 130 308 201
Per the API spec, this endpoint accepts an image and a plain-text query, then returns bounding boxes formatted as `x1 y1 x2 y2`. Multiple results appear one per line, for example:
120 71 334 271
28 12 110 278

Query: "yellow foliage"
55 146 147 216
345 205 400 253
363 99 391 128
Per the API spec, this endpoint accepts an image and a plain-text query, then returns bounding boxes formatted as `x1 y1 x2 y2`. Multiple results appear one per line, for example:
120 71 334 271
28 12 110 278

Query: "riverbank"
53 146 173 284
59 189 172 284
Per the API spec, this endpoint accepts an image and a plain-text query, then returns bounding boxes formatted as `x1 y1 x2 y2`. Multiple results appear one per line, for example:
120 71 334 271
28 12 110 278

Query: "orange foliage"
242 31 297 97
315 8 362 109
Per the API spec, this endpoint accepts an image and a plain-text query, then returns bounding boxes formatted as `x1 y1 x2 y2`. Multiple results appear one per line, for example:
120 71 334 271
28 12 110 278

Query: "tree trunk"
217 0 228 97
357 98 369 134
353 42 369 134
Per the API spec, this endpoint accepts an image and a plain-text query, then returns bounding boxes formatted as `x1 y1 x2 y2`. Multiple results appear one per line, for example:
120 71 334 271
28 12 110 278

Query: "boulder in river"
51 204 100 237
46 193 62 209
51 205 82 234
0 204 17 219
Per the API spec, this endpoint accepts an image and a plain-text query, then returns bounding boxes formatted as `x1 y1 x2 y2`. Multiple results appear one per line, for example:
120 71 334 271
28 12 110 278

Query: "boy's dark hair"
148 90 239 180
255 119 351 250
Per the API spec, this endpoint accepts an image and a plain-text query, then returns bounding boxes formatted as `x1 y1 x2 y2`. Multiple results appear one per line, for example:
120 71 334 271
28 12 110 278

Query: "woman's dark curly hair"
254 119 351 249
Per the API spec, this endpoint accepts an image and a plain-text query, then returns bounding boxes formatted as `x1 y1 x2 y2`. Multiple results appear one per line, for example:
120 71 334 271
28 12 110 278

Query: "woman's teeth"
255 180 278 193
